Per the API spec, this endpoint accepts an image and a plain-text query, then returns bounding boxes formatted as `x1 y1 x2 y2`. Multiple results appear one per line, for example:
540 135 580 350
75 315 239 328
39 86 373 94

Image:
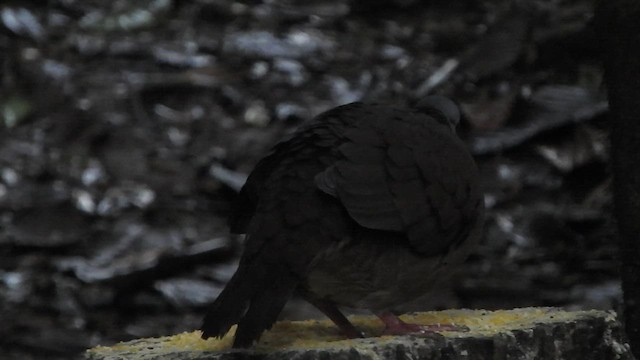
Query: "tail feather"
232 269 297 347
200 262 299 348
200 266 252 339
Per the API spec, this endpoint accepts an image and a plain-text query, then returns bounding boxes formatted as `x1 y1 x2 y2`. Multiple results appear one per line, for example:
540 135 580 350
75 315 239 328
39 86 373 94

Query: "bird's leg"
377 311 469 336
303 295 365 338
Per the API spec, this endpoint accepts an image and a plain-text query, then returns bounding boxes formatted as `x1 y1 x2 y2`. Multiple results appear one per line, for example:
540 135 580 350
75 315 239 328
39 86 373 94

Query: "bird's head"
414 95 460 133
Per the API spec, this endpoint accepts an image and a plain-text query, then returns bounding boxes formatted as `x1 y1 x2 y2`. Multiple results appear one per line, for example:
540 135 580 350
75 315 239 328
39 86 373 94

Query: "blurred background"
0 0 616 359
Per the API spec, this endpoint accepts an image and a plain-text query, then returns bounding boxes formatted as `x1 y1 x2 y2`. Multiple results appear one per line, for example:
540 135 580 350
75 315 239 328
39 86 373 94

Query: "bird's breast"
304 209 484 311
305 234 443 311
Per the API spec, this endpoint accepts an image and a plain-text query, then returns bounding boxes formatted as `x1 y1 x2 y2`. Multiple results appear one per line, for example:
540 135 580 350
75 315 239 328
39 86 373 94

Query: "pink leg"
377 311 469 336
303 293 365 339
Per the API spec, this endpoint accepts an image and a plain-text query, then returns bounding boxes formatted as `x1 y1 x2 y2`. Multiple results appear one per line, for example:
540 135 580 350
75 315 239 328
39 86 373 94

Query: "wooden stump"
85 308 633 360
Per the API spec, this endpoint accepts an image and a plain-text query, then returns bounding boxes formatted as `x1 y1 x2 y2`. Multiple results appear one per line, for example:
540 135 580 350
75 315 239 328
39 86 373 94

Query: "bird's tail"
200 261 298 348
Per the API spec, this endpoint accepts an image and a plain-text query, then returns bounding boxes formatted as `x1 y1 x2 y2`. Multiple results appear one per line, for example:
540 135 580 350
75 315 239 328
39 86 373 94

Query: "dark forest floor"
0 0 617 359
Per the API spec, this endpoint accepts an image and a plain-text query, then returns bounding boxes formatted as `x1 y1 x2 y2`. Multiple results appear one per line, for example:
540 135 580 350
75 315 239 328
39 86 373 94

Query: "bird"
200 95 484 348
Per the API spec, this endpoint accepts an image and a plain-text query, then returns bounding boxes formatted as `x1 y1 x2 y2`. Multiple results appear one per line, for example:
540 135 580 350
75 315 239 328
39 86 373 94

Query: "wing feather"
315 108 480 256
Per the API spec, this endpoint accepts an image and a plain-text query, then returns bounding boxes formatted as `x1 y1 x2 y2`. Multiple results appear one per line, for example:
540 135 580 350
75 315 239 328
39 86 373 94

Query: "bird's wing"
228 149 276 234
228 104 355 234
315 111 481 257
228 136 311 234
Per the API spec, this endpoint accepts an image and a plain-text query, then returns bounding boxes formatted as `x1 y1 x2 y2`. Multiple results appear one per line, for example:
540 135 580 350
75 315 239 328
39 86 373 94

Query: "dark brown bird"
201 96 484 348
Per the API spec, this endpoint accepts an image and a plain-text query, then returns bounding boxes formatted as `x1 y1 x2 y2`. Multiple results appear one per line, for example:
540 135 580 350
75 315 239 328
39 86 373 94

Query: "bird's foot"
377 311 469 336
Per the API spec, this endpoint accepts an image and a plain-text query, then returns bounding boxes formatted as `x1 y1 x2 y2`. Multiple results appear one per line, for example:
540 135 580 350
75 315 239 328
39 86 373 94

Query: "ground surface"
87 309 631 360
0 1 617 359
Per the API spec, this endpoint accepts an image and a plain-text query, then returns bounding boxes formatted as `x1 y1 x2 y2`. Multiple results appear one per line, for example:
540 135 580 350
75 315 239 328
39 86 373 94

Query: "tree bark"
596 1 640 358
